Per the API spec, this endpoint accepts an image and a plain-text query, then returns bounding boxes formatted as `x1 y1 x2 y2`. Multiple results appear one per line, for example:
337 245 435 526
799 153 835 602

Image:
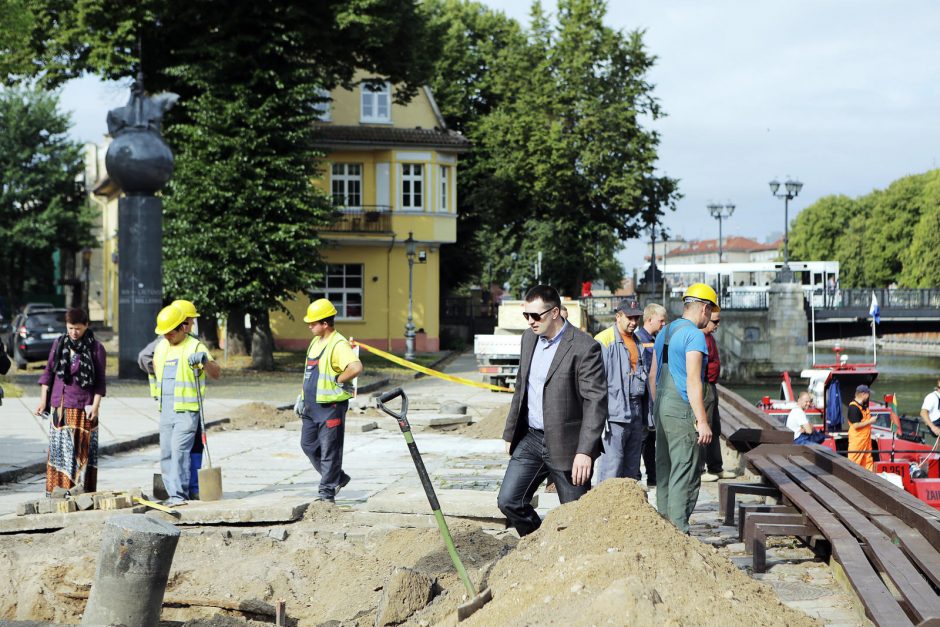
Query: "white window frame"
400 163 424 211
314 88 332 122
360 81 391 123
311 264 364 321
331 163 362 209
439 165 449 213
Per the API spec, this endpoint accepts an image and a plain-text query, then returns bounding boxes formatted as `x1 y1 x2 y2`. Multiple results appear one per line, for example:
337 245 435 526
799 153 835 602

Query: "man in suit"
497 285 607 536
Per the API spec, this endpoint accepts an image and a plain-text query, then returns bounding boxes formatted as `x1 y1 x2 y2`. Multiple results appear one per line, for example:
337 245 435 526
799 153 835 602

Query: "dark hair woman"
35 308 106 495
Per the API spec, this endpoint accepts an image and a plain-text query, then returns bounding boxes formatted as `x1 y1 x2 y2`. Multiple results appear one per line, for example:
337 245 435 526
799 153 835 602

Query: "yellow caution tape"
354 341 513 393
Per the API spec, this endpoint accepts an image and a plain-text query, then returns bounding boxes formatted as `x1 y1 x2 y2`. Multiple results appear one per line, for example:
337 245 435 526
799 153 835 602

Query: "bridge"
808 288 940 339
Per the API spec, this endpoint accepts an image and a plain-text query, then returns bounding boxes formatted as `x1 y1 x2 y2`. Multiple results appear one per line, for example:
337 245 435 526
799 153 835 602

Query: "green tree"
431 0 678 296
0 87 91 311
899 172 940 286
789 194 856 262
6 0 438 367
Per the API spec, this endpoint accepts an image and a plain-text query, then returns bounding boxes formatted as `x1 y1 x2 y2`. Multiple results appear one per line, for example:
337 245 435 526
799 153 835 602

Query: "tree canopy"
788 170 940 287
0 86 91 311
427 0 678 297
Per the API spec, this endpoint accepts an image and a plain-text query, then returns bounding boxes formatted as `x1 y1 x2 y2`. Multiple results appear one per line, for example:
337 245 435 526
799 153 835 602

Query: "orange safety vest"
847 400 874 471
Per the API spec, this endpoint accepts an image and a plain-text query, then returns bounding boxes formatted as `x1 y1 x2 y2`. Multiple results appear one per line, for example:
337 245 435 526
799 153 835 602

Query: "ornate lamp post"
769 178 803 282
707 202 735 294
404 232 417 360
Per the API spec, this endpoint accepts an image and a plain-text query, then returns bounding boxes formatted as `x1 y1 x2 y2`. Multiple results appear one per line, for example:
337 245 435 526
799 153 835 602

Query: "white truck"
473 300 586 390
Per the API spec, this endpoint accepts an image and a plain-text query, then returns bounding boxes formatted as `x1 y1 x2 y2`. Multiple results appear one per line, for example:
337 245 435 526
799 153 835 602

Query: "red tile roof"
313 124 471 151
666 236 780 256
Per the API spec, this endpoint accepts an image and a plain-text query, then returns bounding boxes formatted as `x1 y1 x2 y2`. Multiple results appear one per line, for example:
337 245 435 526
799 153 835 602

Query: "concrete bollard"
82 514 180 626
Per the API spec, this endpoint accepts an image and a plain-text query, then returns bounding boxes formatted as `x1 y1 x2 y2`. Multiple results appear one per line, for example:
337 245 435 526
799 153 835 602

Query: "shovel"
377 387 493 621
193 363 223 501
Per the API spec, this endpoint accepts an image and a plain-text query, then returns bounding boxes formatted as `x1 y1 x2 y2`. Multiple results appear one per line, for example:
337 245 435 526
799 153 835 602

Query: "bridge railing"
816 288 940 310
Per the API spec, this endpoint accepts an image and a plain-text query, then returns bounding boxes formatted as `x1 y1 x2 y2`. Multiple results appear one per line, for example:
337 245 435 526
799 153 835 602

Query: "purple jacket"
39 337 107 409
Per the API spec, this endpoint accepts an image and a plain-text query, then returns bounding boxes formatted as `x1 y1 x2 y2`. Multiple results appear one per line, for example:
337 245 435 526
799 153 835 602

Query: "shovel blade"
198 467 223 501
456 588 492 622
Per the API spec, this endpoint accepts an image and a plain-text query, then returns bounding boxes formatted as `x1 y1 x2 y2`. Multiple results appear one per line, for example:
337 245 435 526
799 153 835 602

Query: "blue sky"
59 1 940 276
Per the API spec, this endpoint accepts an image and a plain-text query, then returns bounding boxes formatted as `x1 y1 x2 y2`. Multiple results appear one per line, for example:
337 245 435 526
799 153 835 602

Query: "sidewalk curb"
0 417 229 486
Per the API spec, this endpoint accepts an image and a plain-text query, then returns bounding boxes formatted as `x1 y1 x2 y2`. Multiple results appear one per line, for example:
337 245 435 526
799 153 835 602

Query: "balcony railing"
320 205 392 234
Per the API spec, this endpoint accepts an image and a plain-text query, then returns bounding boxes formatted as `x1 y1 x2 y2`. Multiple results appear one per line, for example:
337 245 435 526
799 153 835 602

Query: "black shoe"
336 473 351 496
314 496 335 504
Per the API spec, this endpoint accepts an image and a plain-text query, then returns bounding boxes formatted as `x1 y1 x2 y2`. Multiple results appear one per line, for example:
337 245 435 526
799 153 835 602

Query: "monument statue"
105 73 178 194
105 73 179 377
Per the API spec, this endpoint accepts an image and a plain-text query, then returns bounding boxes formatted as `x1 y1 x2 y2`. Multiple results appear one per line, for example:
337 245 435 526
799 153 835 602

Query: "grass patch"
0 377 24 397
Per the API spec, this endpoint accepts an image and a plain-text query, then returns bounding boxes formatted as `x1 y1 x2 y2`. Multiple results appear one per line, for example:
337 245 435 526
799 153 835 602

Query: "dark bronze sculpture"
105 73 179 377
105 73 178 194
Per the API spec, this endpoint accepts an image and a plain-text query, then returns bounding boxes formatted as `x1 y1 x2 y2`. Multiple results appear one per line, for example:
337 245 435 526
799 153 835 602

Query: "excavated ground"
0 481 821 626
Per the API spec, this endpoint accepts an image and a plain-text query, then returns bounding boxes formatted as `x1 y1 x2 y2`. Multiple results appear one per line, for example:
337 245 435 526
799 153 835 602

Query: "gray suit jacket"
502 325 608 469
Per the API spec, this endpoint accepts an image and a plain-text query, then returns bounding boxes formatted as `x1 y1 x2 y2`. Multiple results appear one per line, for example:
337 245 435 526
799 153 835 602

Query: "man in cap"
152 303 220 506
295 298 363 503
648 283 716 533
846 384 877 470
594 298 649 481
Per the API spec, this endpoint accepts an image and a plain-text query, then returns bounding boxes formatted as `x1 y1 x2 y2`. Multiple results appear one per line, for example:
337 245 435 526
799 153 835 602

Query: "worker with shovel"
294 298 362 503
153 304 221 506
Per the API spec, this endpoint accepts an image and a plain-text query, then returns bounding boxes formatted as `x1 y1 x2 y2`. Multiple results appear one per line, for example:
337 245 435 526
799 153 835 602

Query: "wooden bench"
745 444 940 626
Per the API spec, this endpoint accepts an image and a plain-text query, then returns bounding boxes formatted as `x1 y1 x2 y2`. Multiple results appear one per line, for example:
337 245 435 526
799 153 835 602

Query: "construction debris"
15 489 143 517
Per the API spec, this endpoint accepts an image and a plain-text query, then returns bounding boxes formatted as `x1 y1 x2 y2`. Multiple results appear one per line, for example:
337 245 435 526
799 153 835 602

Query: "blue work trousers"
300 412 348 500
597 420 645 482
159 410 199 504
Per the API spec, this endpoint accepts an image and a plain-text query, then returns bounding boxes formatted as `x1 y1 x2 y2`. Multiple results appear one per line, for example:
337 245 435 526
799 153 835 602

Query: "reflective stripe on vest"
301 331 352 404
153 335 206 411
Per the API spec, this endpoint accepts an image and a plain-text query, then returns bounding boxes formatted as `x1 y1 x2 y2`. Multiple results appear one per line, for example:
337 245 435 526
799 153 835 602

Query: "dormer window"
361 80 391 123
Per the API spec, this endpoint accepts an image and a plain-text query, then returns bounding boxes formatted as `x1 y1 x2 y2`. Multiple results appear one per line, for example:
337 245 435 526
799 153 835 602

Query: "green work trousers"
654 368 701 534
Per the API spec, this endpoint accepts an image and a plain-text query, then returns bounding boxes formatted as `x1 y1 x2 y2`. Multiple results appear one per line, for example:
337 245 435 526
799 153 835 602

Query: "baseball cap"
616 299 643 317
856 384 871 394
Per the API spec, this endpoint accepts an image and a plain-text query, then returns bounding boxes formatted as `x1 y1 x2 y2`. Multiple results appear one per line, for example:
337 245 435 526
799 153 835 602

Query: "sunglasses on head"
522 307 556 322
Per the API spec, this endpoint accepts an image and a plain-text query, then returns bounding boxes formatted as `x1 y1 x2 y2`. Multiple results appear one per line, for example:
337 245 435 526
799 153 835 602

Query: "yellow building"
270 76 470 351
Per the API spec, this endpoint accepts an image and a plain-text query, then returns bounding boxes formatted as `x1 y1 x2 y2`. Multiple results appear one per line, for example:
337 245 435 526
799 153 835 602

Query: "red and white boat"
757 347 940 509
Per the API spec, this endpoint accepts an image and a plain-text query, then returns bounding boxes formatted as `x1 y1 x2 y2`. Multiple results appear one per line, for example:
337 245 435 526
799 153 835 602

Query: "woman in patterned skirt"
35 308 107 494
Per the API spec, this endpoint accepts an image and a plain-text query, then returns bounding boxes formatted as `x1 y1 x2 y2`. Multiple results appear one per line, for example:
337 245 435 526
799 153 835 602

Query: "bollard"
82 514 180 626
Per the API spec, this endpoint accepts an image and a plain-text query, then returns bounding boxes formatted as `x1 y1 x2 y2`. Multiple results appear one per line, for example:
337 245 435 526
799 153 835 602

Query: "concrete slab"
146 494 312 525
365 485 508 520
407 413 473 427
0 505 148 534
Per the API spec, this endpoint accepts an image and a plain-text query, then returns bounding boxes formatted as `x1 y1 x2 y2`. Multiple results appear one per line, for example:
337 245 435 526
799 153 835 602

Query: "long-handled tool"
377 387 493 621
193 363 223 501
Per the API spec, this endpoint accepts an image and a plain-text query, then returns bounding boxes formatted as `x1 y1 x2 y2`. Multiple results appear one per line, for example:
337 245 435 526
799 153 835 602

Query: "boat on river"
757 347 940 510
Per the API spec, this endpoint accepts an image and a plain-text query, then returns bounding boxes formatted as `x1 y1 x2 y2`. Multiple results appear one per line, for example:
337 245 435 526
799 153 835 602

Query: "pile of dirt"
451 480 819 626
219 402 295 430
457 405 508 439
0 509 514 626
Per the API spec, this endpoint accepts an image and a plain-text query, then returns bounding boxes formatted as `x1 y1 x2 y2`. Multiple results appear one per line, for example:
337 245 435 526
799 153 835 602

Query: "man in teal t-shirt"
649 284 718 533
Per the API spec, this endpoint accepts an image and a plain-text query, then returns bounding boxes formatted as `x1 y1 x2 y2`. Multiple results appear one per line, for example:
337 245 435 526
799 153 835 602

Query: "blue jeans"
794 431 827 445
497 428 591 536
598 420 645 481
159 410 199 503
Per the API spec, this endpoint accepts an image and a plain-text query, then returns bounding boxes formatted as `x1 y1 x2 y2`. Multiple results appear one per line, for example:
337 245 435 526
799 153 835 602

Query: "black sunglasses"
710 319 721 325
522 307 556 322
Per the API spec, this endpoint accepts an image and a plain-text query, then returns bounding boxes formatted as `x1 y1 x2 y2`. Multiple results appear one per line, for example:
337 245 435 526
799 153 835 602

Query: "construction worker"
847 384 876 470
153 304 221 506
294 298 363 503
595 299 648 482
140 299 205 496
648 283 717 534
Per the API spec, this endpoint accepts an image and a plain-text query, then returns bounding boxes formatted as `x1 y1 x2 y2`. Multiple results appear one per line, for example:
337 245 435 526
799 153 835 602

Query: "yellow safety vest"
153 335 207 411
302 331 353 404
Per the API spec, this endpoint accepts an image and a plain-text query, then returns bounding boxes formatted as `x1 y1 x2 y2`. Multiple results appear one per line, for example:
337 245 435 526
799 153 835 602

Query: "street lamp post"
769 178 803 282
404 232 417 360
707 202 735 294
81 247 93 315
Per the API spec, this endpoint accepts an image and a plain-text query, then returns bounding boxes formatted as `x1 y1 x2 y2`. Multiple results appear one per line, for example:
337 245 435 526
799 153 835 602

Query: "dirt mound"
458 479 819 626
457 405 507 439
220 402 294 430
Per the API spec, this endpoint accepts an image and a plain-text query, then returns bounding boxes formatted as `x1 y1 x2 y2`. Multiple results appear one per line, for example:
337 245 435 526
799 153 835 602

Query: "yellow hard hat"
683 283 720 311
154 304 187 335
171 299 200 319
303 298 338 323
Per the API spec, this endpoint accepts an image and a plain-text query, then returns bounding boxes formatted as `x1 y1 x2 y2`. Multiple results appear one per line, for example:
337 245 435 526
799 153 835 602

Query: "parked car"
6 308 67 368
22 302 55 314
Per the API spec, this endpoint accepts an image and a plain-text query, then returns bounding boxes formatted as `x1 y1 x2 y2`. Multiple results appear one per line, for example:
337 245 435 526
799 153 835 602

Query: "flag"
869 292 880 324
885 393 901 434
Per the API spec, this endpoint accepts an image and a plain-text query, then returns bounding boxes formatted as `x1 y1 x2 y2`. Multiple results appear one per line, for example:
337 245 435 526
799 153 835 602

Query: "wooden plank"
718 481 781 526
751 522 820 574
750 454 913 627
769 454 940 624
789 456 940 591
737 503 799 539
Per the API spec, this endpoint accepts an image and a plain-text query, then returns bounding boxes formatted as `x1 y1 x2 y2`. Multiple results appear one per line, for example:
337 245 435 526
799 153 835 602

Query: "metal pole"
717 214 723 295
650 224 657 298
872 318 877 366
405 254 416 360
811 296 816 366
783 194 790 267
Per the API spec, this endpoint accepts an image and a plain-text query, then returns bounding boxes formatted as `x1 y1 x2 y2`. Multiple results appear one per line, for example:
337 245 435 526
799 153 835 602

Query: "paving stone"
16 501 38 516
360 421 378 432
75 494 95 511
55 499 77 513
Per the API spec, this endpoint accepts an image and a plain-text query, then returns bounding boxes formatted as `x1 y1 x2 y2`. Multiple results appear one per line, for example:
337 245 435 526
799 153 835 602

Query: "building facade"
270 74 470 351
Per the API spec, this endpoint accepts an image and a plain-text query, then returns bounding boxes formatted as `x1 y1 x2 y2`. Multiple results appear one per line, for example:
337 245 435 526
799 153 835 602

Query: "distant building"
641 235 782 289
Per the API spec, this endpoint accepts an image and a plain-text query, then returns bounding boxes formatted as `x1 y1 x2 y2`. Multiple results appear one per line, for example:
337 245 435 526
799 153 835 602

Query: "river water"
726 349 940 417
